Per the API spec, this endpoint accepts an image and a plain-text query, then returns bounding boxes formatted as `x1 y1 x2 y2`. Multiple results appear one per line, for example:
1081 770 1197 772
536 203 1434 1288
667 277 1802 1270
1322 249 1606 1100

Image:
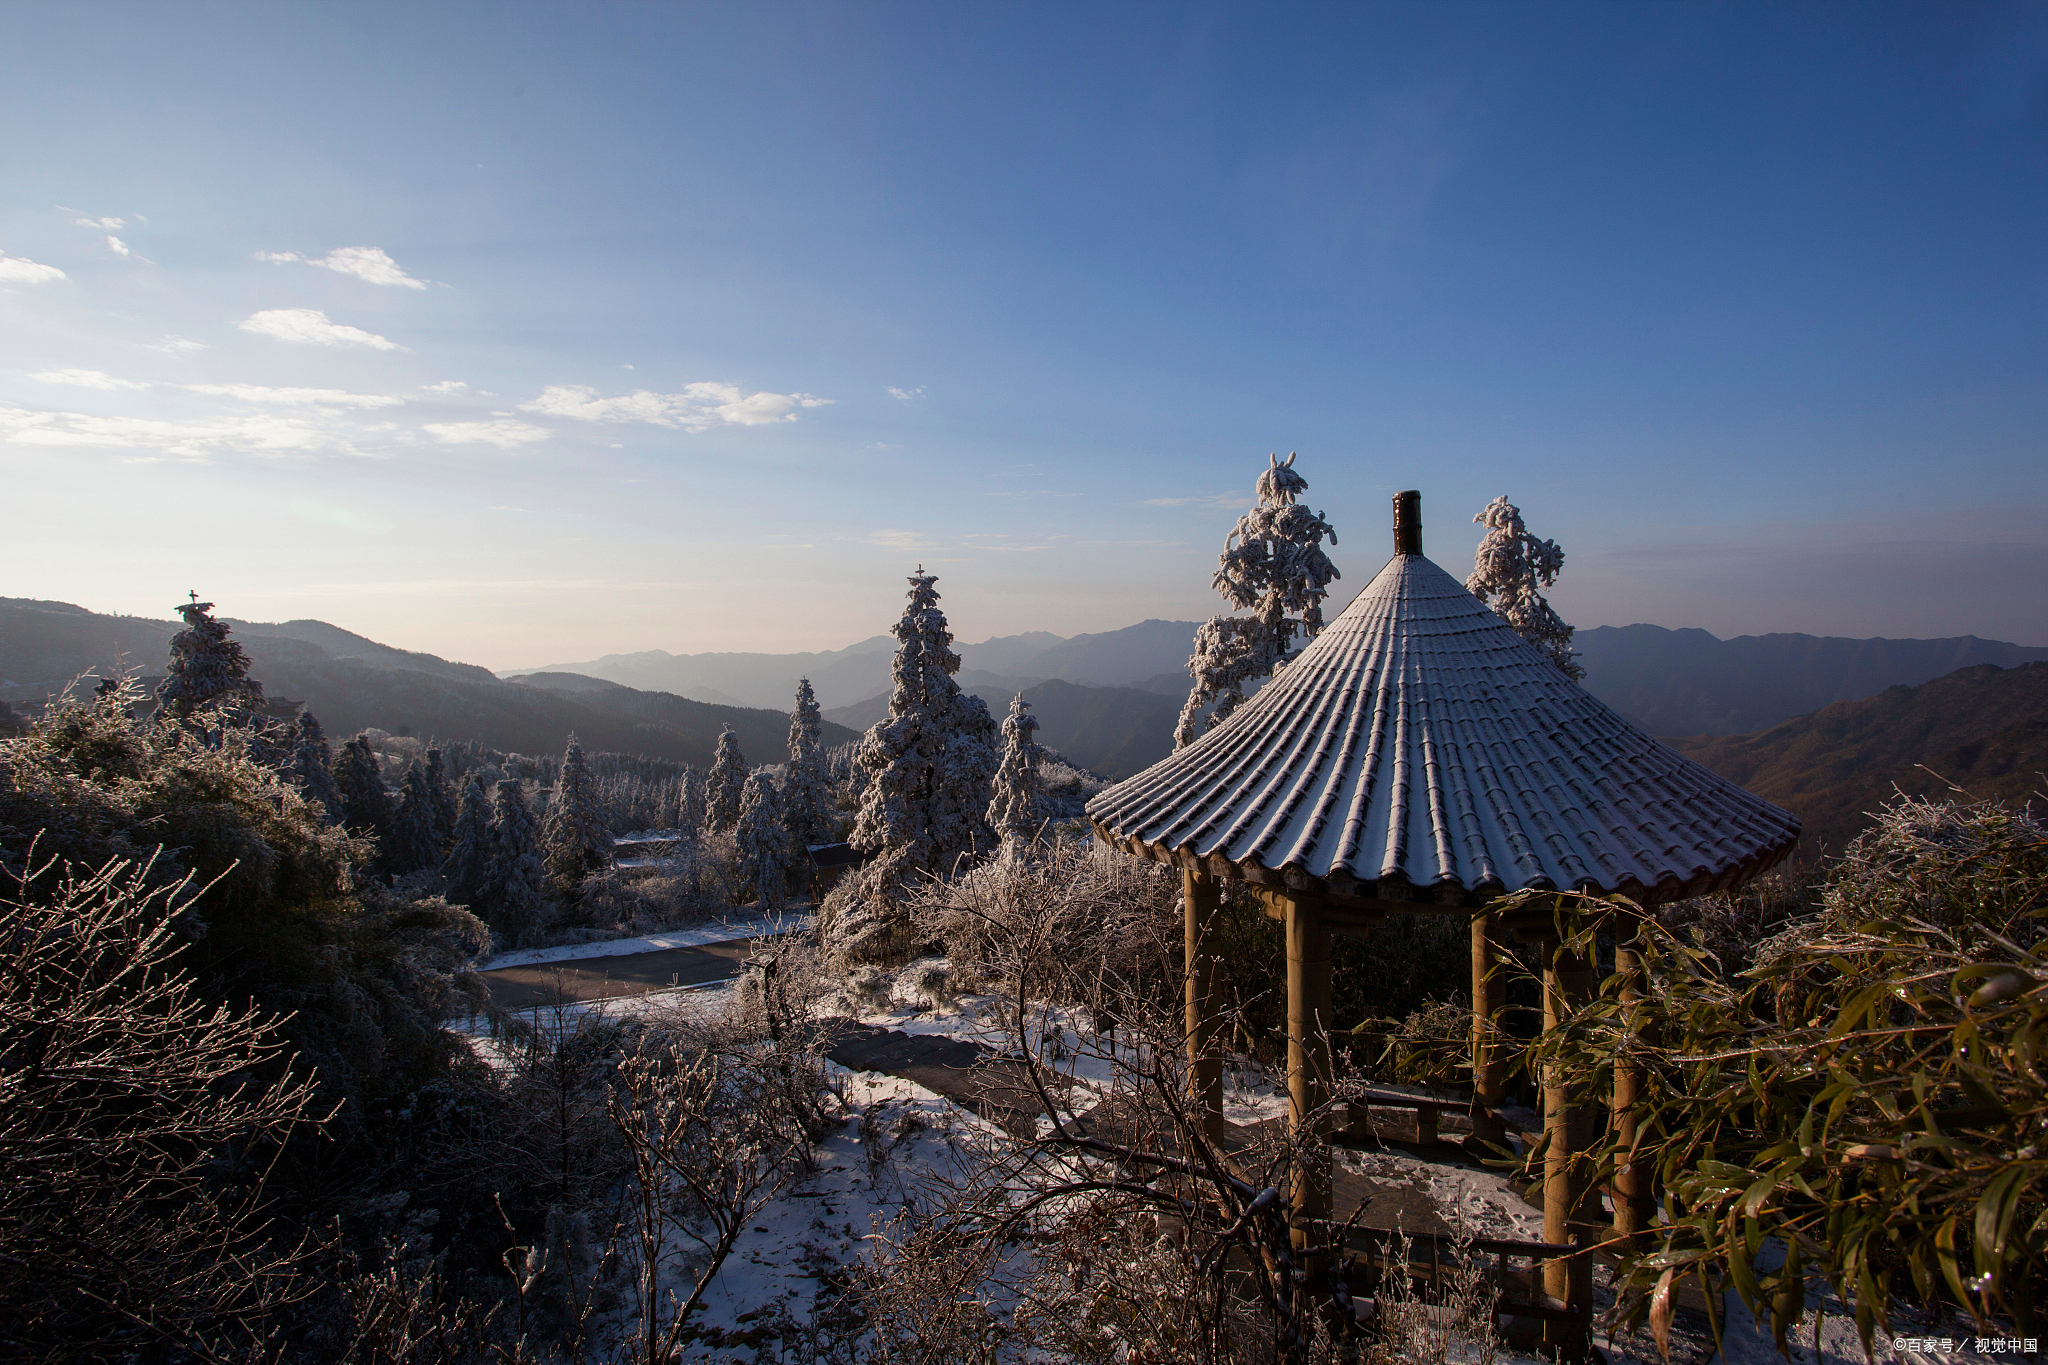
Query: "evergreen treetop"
442 775 493 911
782 678 836 851
734 771 793 908
157 594 266 720
986 693 1050 850
1175 454 1340 749
705 727 748 834
850 567 998 879
1467 495 1583 681
540 734 612 892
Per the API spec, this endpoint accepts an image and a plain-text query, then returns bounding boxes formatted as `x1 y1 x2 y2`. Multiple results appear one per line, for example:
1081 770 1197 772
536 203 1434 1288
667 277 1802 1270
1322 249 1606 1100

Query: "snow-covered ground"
450 950 2029 1364
477 911 811 971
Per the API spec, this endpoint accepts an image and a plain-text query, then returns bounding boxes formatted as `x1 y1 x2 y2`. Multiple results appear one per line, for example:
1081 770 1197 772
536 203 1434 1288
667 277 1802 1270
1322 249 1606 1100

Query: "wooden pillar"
1285 896 1333 1253
1612 925 1656 1240
1183 869 1225 1149
1541 935 1600 1360
1470 911 1507 1148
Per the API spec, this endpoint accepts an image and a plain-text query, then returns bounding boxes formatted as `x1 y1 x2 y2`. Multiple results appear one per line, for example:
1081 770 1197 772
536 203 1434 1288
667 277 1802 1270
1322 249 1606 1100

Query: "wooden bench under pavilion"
1085 490 1800 1358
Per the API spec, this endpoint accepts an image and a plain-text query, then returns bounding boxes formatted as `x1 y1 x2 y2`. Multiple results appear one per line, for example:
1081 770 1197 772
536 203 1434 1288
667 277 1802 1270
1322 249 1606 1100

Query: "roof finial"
1393 490 1422 555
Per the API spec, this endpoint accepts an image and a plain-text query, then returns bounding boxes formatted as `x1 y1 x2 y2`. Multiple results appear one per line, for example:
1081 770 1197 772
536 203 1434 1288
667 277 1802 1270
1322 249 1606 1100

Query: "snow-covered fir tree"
734 771 793 907
781 678 836 852
489 778 548 945
705 727 747 834
986 693 1050 851
678 766 707 836
424 747 458 847
331 734 391 838
541 733 612 891
1175 453 1340 749
156 593 266 720
287 711 344 824
1467 495 1584 681
387 764 442 875
442 775 493 909
850 567 999 879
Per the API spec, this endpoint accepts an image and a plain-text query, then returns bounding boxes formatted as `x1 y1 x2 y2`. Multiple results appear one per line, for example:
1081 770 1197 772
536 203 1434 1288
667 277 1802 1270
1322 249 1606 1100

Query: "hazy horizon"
6 3 2045 668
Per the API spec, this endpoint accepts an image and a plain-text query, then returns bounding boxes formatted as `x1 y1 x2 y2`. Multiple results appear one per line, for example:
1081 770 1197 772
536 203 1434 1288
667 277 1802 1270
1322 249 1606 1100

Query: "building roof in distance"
1087 504 1801 909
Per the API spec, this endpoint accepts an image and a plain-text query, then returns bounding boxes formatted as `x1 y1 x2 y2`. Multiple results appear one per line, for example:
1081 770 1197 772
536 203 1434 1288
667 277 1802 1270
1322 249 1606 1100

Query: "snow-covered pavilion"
1086 490 1800 1353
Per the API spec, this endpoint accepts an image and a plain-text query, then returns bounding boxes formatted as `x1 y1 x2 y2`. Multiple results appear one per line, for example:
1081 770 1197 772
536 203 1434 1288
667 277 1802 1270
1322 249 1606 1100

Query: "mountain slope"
826 678 1180 780
1579 624 2048 736
0 598 845 770
1670 662 2048 852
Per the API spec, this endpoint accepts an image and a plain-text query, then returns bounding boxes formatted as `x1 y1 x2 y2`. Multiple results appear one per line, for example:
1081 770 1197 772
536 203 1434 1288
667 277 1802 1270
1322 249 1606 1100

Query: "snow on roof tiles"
1086 551 1801 907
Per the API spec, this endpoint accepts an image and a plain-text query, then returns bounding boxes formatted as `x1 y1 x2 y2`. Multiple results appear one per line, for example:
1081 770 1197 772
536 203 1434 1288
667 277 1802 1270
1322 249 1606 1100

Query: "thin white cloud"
73 215 124 230
238 308 399 350
106 235 136 259
33 369 149 391
260 246 429 289
423 420 548 448
887 385 925 402
0 402 344 462
868 529 937 551
1143 492 1250 511
422 380 468 394
145 334 209 354
0 251 66 284
520 382 831 432
185 383 404 408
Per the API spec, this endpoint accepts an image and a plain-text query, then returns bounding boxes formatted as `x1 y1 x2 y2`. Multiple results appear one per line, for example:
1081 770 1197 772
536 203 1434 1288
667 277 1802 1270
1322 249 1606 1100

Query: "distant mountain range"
1576 625 2048 737
1671 661 2048 854
11 594 2046 822
515 615 2048 740
0 598 853 769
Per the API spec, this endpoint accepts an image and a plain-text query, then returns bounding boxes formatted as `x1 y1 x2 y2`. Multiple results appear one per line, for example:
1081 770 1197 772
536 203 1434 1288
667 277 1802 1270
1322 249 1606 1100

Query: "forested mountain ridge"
1670 660 2048 853
0 598 851 769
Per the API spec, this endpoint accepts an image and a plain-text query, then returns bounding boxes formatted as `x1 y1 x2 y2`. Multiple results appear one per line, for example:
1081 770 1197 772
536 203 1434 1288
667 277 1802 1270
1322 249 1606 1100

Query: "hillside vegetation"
0 598 852 769
1671 660 2048 851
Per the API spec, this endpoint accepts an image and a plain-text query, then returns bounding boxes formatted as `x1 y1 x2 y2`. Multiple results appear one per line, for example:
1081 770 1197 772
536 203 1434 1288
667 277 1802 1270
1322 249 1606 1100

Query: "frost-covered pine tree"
850 567 999 880
1175 453 1340 749
782 678 836 852
490 778 548 945
331 734 391 838
1467 495 1584 681
678 766 707 836
541 733 613 892
705 727 748 834
157 593 266 720
735 771 793 907
425 747 458 850
442 775 494 909
387 764 442 875
985 693 1050 851
287 710 345 824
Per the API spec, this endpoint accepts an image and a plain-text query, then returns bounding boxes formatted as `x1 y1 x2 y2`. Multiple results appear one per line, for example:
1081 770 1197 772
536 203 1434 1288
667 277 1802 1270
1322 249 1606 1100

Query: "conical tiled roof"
1088 542 1800 908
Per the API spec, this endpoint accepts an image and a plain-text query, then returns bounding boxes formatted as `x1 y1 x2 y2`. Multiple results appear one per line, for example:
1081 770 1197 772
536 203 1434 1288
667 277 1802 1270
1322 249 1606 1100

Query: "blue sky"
3 1 2044 668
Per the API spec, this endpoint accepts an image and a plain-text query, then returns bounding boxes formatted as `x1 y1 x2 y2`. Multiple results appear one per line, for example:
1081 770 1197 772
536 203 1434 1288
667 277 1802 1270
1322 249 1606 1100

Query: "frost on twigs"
1176 452 1340 749
1466 494 1583 681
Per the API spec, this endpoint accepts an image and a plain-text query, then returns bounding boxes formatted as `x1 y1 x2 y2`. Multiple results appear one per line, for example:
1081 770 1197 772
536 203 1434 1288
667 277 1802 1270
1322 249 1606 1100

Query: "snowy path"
474 914 809 1012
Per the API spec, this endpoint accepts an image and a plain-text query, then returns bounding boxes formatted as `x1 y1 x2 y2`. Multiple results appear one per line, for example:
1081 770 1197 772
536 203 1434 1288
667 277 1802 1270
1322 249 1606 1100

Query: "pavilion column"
1285 896 1334 1254
1541 933 1601 1361
1469 911 1507 1148
1183 869 1225 1149
1612 924 1656 1240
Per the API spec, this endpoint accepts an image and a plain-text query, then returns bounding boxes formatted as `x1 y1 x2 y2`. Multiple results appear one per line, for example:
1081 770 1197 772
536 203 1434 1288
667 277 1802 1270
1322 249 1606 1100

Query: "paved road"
478 938 764 1011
